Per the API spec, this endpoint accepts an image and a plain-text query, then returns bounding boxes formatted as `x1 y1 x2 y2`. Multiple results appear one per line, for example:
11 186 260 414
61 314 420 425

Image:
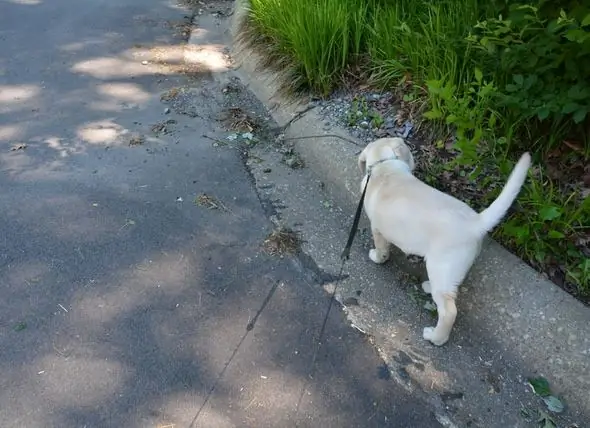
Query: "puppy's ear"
358 148 367 174
391 139 415 171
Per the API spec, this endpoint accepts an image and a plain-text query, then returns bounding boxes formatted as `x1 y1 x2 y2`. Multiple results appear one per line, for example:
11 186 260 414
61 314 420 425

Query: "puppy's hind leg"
423 290 457 346
422 250 474 346
369 228 390 264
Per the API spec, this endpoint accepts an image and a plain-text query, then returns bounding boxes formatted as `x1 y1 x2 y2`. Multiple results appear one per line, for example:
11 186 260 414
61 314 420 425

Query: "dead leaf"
129 134 145 146
194 193 228 211
10 143 27 151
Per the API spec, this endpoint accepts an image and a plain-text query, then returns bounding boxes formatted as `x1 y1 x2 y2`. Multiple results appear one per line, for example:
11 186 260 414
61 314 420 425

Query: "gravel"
311 90 415 146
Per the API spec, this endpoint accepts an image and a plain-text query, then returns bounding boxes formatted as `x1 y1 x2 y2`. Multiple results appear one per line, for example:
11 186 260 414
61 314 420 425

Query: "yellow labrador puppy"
358 138 531 346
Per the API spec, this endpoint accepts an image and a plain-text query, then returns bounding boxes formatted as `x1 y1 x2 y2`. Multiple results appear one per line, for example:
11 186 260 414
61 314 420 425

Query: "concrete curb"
226 0 590 422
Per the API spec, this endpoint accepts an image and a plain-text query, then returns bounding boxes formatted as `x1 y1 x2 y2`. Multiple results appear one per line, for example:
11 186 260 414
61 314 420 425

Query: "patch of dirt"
262 227 301 256
220 76 280 143
165 17 193 42
281 147 304 169
150 119 177 136
219 106 262 133
160 87 181 102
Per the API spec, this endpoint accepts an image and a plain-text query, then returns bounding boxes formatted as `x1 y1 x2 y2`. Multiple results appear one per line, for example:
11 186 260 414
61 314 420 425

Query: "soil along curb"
228 0 590 421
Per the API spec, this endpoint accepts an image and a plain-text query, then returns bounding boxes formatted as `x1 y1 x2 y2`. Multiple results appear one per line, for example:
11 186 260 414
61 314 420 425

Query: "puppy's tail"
478 152 531 233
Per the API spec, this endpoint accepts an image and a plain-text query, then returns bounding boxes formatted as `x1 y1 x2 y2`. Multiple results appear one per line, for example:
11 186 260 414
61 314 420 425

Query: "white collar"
367 156 411 174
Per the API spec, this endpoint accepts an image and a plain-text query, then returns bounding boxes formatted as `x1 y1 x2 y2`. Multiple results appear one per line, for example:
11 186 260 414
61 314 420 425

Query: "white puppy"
358 138 531 346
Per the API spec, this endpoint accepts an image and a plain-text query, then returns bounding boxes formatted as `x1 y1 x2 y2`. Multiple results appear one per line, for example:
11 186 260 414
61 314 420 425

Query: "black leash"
341 172 371 262
294 171 371 418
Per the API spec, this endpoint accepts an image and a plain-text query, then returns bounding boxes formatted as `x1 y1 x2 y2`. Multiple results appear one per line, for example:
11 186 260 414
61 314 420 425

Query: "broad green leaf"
528 376 551 397
446 114 458 124
548 230 565 239
567 85 587 100
505 84 518 93
537 107 550 120
474 68 483 83
513 74 524 85
543 395 565 413
562 102 579 114
573 108 587 124
534 250 547 264
423 110 442 120
582 13 590 26
539 206 562 222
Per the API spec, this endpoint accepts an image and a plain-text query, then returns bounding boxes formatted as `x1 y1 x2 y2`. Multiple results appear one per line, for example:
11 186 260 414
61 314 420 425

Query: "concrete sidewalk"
212 0 590 426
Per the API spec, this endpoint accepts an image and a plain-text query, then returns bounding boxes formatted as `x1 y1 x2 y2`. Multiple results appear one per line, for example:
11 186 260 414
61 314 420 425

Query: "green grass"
367 0 479 89
244 0 371 95
242 0 590 298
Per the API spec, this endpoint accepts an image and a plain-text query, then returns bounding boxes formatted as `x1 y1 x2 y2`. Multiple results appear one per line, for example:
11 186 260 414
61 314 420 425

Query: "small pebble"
164 107 170 114
343 297 359 306
141 60 148 65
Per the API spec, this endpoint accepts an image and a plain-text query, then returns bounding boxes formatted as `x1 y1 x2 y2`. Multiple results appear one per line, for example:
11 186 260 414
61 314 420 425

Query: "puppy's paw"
423 327 449 346
421 281 432 294
369 249 389 264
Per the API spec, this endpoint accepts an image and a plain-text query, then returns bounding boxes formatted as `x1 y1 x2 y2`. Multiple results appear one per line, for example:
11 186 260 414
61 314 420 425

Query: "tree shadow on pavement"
0 0 442 427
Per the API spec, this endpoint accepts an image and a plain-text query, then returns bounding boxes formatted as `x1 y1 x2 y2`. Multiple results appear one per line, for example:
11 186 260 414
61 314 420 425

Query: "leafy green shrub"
467 3 590 153
499 174 590 291
424 69 501 165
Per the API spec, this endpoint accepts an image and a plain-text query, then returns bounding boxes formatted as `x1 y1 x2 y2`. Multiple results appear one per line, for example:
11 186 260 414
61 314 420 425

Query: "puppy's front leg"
369 228 390 264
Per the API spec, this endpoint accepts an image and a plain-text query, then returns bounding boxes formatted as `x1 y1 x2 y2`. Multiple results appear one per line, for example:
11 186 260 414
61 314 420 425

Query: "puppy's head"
358 137 415 175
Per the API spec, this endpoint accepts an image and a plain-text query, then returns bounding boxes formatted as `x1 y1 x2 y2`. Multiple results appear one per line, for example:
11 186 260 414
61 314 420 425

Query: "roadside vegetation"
240 0 590 301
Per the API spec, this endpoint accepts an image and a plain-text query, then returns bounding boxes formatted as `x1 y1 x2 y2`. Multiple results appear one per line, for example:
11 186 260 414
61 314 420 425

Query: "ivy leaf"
528 376 551 397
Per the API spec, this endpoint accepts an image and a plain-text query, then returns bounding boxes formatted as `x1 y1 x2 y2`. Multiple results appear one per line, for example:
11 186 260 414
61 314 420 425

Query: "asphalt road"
0 0 442 426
